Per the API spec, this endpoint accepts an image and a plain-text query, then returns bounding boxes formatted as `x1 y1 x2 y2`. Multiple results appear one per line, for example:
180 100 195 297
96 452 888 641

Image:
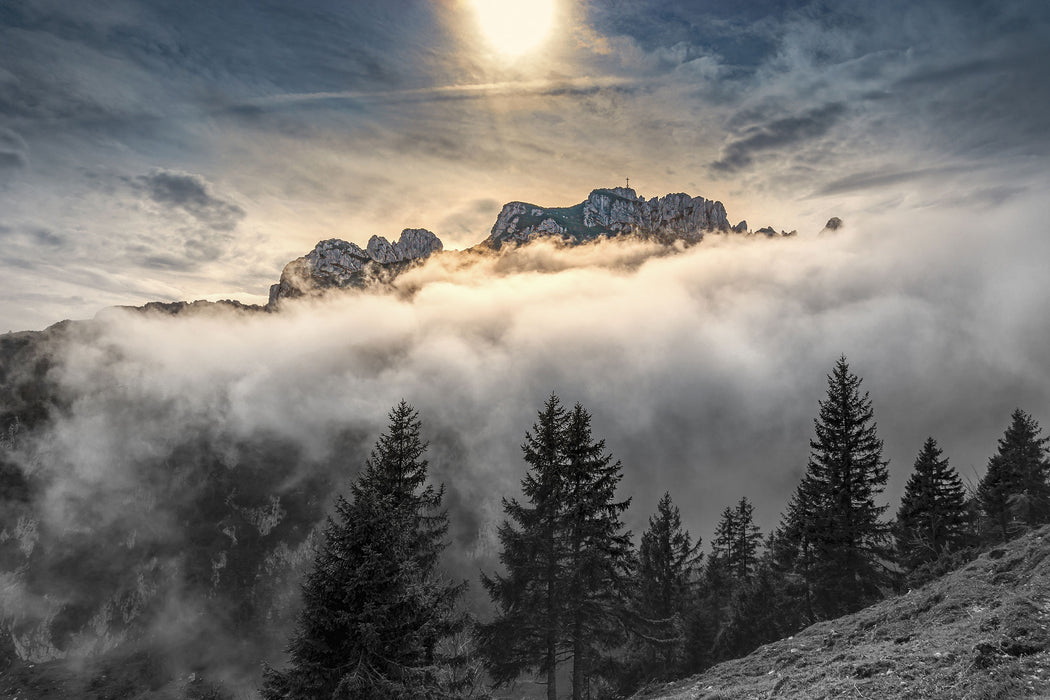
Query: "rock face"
821 216 844 234
268 228 442 307
756 225 798 237
484 187 739 249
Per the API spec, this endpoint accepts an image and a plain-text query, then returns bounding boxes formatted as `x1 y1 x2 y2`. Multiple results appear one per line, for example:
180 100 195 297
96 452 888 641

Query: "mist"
2 189 1049 692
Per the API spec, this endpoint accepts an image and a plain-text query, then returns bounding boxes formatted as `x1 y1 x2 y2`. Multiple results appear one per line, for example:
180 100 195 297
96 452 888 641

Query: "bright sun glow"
470 0 557 57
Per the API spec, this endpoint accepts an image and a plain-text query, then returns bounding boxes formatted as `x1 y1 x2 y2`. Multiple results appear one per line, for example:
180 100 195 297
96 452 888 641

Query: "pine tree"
978 409 1050 542
895 437 971 570
478 395 568 700
774 356 892 619
561 403 634 699
262 402 466 700
709 498 762 589
707 498 763 662
478 397 634 700
715 558 794 661
768 490 817 623
628 492 701 683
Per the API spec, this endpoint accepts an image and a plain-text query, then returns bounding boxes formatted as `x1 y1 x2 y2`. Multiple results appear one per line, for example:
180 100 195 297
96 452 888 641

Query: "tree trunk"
572 612 584 700
547 652 558 700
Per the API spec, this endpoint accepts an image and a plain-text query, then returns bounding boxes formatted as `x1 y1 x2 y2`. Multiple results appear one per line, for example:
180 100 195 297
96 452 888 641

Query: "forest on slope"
4 347 1045 699
250 356 1048 699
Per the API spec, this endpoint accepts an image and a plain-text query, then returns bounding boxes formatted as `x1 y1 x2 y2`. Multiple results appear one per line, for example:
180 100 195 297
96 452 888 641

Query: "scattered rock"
854 660 891 678
970 641 1003 670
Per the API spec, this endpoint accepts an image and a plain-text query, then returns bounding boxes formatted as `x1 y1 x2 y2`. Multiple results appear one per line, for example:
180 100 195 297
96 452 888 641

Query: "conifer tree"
478 396 634 700
714 558 793 661
262 402 466 700
561 403 634 699
629 492 701 682
978 409 1050 542
773 356 892 619
706 498 763 662
895 437 971 570
709 497 762 588
478 395 568 700
768 490 817 622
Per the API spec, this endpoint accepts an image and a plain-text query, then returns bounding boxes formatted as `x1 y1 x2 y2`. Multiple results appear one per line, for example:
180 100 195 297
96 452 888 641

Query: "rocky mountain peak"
607 186 639 200
821 216 844 234
268 228 442 307
484 186 739 250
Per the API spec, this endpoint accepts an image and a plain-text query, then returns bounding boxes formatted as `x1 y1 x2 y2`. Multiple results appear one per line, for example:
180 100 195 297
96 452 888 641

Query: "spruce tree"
561 403 634 699
774 356 892 619
709 498 762 588
715 559 793 661
478 395 568 700
628 492 700 683
262 402 466 700
768 489 817 623
707 498 763 662
978 409 1050 542
478 396 634 700
895 437 970 570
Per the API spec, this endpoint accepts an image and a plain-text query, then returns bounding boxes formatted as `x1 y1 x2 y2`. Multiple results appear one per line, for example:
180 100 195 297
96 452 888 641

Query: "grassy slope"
641 527 1050 700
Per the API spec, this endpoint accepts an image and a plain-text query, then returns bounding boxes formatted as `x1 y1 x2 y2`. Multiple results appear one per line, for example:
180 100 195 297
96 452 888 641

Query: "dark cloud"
134 170 245 232
0 128 27 173
29 227 64 247
0 224 66 251
0 151 23 169
814 166 967 197
711 103 846 173
582 0 802 65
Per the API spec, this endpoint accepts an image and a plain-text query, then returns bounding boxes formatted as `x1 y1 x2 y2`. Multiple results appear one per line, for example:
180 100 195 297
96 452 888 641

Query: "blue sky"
1 0 1048 330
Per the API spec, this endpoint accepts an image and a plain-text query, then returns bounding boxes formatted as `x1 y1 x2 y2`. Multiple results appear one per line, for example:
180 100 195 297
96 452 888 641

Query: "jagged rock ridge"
485 186 757 249
268 228 442 307
267 187 810 306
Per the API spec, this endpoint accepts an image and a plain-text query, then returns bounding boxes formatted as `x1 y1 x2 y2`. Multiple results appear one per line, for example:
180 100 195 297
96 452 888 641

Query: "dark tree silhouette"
773 356 892 619
709 497 763 589
262 402 466 699
622 492 701 687
561 403 634 699
478 396 633 700
978 409 1050 542
478 395 568 700
895 437 971 570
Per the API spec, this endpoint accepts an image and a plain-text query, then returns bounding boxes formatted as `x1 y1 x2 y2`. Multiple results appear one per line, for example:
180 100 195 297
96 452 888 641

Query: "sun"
469 0 557 57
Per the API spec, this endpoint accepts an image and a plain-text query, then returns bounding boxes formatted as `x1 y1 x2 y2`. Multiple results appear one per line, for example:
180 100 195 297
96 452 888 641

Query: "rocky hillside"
640 527 1050 700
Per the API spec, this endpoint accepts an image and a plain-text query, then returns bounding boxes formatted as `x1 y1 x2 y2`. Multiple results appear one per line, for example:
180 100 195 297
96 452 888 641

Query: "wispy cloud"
133 170 246 233
254 74 643 107
711 103 847 173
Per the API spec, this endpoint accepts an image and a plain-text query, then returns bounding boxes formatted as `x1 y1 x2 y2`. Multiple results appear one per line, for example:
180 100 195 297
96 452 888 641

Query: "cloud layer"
2 183 1049 690
22 187 1050 560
